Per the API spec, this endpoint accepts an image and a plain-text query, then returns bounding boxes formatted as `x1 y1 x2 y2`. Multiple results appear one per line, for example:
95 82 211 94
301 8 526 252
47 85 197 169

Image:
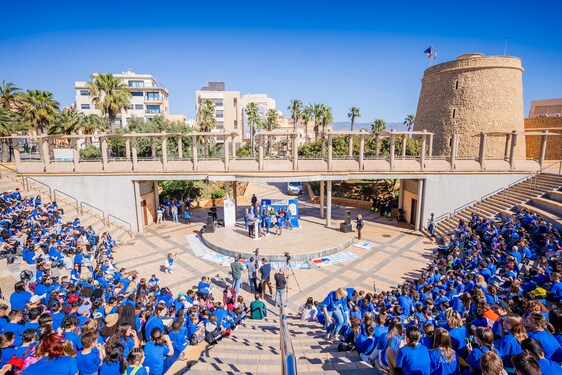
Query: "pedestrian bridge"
5 130 558 179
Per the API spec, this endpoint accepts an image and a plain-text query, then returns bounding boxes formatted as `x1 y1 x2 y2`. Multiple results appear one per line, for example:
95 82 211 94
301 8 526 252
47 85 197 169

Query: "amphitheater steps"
548 191 562 204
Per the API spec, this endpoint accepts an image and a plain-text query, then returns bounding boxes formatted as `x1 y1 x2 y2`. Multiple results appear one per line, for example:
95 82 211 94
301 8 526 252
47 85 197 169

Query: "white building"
75 71 185 128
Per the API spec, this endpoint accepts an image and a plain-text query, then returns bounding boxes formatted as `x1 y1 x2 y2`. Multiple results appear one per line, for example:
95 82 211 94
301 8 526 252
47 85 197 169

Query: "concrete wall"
33 175 139 231
422 173 530 224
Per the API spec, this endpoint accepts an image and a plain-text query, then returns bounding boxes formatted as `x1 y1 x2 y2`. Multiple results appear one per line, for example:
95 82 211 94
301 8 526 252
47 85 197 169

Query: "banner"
223 198 236 228
260 198 299 228
311 252 360 268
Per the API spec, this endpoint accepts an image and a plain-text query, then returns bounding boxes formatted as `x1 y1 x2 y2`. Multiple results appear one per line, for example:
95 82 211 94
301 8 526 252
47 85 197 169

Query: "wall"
422 173 530 225
403 190 418 225
524 117 562 160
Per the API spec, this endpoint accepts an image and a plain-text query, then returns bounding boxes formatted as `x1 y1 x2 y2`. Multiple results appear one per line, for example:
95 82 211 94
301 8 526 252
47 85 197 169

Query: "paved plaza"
113 182 435 313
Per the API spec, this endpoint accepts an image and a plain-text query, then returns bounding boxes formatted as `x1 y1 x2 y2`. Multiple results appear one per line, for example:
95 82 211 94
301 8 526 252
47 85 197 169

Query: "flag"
424 46 434 59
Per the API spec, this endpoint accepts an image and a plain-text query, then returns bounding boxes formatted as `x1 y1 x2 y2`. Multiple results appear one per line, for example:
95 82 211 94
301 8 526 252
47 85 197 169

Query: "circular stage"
201 220 354 262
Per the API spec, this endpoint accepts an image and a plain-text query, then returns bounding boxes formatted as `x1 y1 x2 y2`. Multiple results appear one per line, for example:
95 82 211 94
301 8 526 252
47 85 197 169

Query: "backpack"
8 346 38 375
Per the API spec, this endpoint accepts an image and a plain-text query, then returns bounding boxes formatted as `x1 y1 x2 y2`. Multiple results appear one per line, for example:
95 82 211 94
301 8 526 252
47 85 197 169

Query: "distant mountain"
331 121 406 132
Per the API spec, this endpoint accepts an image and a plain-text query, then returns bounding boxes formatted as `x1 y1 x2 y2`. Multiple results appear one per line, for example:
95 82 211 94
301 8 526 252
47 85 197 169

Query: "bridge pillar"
450 134 458 170
292 134 298 171
389 131 396 170
71 138 80 173
539 130 549 168
41 138 50 172
10 135 20 167
177 135 183 159
191 135 198 171
420 130 427 170
402 134 407 159
326 180 332 227
101 136 108 171
479 132 487 170
161 132 168 172
320 180 325 219
125 138 131 159
258 134 264 171
131 134 138 172
327 133 333 171
509 131 518 169
359 134 365 170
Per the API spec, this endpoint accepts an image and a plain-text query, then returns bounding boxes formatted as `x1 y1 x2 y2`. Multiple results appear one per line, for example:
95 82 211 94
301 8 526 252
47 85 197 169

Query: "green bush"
80 145 101 159
211 188 225 199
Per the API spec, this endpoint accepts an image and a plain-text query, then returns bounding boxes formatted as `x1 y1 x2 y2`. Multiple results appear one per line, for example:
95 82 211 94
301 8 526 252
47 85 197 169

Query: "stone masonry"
524 117 562 160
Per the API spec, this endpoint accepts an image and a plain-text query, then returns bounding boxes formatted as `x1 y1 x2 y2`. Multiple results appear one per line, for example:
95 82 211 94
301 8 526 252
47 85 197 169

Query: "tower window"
455 81 459 89
452 109 456 118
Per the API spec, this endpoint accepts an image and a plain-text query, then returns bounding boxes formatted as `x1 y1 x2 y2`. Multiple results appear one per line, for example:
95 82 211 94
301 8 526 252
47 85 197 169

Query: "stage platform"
201 219 354 262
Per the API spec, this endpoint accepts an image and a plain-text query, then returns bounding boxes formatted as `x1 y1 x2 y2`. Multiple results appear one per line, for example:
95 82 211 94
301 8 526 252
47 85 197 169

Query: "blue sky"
2 0 561 122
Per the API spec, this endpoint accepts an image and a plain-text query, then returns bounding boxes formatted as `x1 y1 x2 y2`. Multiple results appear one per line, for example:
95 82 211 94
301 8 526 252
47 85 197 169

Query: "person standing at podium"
356 215 364 240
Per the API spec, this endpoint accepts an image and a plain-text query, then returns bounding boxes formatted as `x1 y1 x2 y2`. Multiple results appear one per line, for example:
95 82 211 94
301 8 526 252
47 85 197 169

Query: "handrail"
23 176 53 200
80 202 106 224
54 189 79 213
453 200 479 215
107 214 133 237
280 311 297 375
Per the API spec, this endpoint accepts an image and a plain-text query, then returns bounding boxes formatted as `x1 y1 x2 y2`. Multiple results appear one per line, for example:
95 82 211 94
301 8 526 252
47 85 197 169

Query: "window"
146 105 160 114
215 110 224 119
452 109 456 118
114 118 122 126
455 81 459 89
216 122 224 129
126 104 133 110
146 92 160 101
131 91 143 97
128 80 144 88
80 90 89 96
135 104 143 110
80 104 90 110
215 100 223 107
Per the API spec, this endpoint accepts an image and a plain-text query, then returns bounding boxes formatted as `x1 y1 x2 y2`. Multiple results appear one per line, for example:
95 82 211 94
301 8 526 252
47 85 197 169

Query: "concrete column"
509 131 518 169
131 135 138 172
132 180 144 233
258 134 264 171
224 136 230 171
450 134 458 170
398 181 405 209
225 181 231 199
389 131 396 170
125 138 131 159
359 134 365 170
101 137 108 171
191 135 198 171
428 134 434 160
10 136 20 167
177 136 183 159
326 180 332 227
327 133 333 170
41 139 50 172
539 130 549 168
479 132 487 170
402 134 407 159
415 179 424 231
348 133 353 157
292 134 298 171
72 139 80 173
231 136 237 160
233 182 238 206
153 181 160 217
375 134 381 159
321 133 326 159
161 132 168 172
504 134 512 160
319 180 325 219
420 131 427 170
151 137 156 159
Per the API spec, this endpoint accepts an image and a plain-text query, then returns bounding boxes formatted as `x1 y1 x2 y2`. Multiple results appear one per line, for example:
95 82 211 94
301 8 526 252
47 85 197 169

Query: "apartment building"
75 71 185 128
529 98 562 118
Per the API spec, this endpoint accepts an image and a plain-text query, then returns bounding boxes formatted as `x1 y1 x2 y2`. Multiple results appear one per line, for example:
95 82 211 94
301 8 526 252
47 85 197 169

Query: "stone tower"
414 53 526 158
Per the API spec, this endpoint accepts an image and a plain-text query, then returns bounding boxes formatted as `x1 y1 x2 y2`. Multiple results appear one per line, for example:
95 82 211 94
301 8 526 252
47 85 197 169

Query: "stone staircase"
432 173 562 241
184 314 373 375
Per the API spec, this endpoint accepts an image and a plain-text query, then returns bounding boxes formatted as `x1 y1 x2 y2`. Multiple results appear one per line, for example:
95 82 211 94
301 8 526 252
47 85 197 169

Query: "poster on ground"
311 252 360 268
353 241 375 250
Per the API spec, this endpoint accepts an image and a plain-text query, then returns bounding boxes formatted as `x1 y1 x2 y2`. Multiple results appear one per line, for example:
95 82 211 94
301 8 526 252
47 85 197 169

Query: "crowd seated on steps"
0 187 252 375
303 209 562 375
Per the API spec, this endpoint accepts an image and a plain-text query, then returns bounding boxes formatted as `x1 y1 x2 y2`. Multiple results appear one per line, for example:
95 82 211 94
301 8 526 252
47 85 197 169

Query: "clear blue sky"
2 0 561 122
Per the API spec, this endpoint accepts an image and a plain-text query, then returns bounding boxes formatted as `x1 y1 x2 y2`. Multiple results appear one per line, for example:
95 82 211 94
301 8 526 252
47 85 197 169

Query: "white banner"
223 198 236 228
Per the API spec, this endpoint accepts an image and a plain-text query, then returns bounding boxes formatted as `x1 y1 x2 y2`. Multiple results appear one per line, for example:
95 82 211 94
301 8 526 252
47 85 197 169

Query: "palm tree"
302 106 313 143
20 90 60 134
0 107 26 162
48 108 83 135
288 99 302 132
86 73 132 131
311 103 325 142
404 114 415 132
80 114 106 145
371 119 387 133
196 99 216 158
264 108 279 155
245 102 260 157
348 106 361 155
0 81 22 110
320 105 333 133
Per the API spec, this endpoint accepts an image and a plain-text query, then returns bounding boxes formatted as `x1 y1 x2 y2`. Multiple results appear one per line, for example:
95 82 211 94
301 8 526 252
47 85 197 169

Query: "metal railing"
280 310 297 375
107 214 133 237
23 176 53 200
80 202 106 224
54 189 79 213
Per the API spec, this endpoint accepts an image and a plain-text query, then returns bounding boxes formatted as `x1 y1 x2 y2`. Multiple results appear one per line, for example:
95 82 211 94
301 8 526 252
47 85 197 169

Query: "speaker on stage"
206 211 215 233
340 222 353 233
344 211 351 225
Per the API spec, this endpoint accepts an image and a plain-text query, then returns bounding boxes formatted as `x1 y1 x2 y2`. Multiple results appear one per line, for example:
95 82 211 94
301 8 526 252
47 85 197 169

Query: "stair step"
529 197 562 217
517 203 562 231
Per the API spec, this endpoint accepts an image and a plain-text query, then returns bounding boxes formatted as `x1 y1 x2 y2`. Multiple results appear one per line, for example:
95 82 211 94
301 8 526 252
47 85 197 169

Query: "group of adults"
156 197 192 225
306 209 562 375
243 194 294 238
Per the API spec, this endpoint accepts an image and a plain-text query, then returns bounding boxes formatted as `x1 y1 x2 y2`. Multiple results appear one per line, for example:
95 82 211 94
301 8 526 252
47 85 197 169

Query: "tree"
245 102 260 157
404 114 415 132
80 114 105 145
371 119 387 133
311 103 324 141
302 106 313 143
288 99 302 132
264 108 279 155
20 90 60 134
86 73 132 131
48 108 83 135
0 81 22 110
0 107 26 162
196 99 216 158
348 106 361 155
320 105 333 133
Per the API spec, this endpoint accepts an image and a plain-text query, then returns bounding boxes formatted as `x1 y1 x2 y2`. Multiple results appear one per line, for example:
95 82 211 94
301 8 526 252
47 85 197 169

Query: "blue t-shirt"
538 358 562 375
100 361 122 375
144 317 164 341
10 291 32 310
429 348 459 375
75 348 101 375
125 366 148 375
0 347 16 367
498 333 523 368
142 342 170 375
260 264 272 279
396 344 431 375
529 330 562 362
21 356 78 375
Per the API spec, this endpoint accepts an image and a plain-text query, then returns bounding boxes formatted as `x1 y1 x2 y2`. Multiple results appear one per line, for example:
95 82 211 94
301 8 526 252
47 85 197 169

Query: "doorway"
141 199 148 226
410 198 417 225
